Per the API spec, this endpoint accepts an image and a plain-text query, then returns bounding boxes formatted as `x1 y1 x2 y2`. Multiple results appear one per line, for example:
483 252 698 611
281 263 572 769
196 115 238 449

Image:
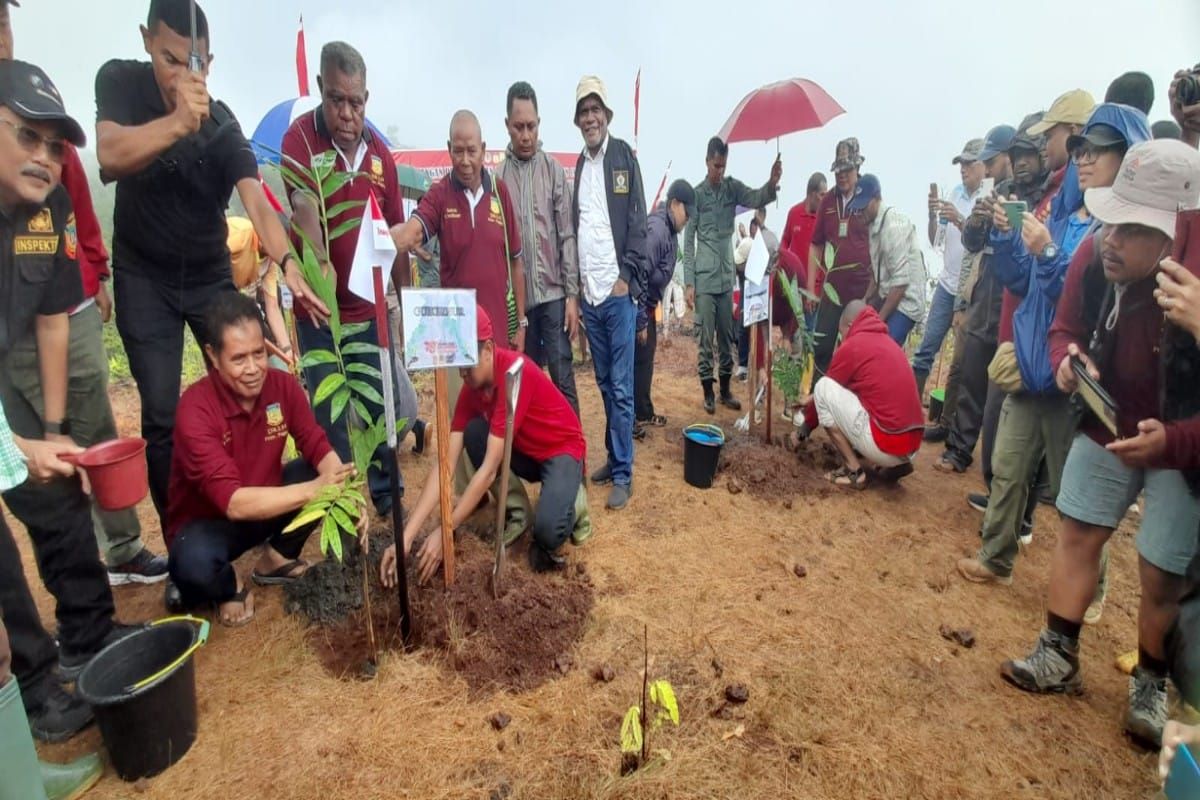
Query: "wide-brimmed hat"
831 137 864 173
1084 139 1200 238
574 75 612 120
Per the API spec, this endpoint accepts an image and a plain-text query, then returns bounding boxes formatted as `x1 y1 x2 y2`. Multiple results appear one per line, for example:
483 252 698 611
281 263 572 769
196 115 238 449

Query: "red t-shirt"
61 144 109 301
809 190 872 304
281 110 403 323
781 202 818 289
451 346 585 464
411 171 522 340
166 368 334 545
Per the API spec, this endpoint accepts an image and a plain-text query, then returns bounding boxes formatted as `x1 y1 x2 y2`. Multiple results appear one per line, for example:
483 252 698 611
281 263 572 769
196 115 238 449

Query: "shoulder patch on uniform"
63 213 77 260
28 208 52 233
613 170 629 195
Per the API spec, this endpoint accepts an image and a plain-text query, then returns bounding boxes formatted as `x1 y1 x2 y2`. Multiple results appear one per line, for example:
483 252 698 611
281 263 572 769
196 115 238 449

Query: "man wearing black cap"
0 59 137 742
634 179 693 439
94 0 293 539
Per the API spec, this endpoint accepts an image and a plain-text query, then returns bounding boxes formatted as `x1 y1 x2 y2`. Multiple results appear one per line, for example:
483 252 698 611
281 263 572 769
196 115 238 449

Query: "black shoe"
876 462 914 482
27 684 94 743
107 547 169 586
719 377 742 411
967 493 989 513
702 380 716 415
164 578 185 614
58 622 146 682
590 464 614 485
923 424 948 443
528 543 567 573
632 423 647 441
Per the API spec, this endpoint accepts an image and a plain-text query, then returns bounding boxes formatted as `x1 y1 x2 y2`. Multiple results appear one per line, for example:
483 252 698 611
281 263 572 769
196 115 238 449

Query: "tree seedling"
620 625 680 775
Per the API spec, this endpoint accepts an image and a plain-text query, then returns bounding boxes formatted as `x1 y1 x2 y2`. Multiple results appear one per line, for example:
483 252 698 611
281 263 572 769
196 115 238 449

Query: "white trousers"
813 377 907 468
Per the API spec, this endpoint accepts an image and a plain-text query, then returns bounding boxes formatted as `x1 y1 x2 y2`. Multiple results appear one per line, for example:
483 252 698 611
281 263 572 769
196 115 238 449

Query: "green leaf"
330 385 352 424
325 199 366 219
620 706 643 754
297 349 338 369
313 372 347 406
321 170 360 201
346 362 383 381
824 242 836 270
340 321 372 339
823 282 841 306
328 215 363 243
283 505 326 533
350 398 373 426
334 494 361 518
275 162 316 195
649 680 680 727
330 505 357 536
340 341 379 356
348 379 384 406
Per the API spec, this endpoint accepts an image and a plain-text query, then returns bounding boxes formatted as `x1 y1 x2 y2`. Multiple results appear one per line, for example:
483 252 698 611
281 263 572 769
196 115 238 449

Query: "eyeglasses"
1072 143 1118 166
0 118 66 161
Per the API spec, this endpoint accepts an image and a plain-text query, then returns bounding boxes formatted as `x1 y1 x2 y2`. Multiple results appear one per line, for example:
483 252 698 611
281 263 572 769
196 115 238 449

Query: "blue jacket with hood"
989 103 1151 394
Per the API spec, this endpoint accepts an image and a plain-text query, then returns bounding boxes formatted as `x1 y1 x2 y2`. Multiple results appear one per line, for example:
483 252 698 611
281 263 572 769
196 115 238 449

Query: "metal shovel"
492 357 524 599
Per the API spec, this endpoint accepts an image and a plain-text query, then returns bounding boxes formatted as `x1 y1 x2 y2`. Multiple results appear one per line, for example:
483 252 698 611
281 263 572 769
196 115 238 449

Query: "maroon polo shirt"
166 368 334 545
411 171 522 339
281 109 403 323
809 190 873 304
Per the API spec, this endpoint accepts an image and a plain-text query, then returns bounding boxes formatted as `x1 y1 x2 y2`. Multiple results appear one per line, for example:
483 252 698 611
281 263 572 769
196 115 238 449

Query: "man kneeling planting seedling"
381 305 592 587
166 292 366 628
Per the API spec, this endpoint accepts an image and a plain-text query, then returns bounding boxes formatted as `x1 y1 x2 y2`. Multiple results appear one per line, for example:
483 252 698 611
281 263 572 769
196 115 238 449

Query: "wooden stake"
361 525 377 664
765 280 774 445
434 369 456 586
747 324 758 436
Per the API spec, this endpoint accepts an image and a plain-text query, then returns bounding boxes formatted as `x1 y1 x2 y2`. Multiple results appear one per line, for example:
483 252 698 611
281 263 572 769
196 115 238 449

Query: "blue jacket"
637 204 680 331
990 103 1151 394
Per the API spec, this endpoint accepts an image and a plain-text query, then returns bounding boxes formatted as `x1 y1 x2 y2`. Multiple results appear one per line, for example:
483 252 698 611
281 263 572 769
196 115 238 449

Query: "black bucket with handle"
683 423 725 489
76 616 209 781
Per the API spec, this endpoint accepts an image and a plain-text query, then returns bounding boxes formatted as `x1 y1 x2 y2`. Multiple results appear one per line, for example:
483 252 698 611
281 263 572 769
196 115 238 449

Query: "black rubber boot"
702 380 715 415
719 376 742 411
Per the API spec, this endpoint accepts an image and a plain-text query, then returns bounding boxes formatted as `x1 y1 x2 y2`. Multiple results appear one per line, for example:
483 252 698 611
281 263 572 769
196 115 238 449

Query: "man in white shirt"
846 175 927 344
570 76 649 511
911 138 987 398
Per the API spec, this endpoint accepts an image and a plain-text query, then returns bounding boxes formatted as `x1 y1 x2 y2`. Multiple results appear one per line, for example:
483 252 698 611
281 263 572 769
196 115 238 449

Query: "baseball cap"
1027 90 1096 136
666 179 696 219
952 138 984 165
476 303 493 342
977 125 1017 161
1008 112 1047 154
0 60 85 147
1066 123 1128 155
846 173 881 214
574 76 611 119
831 137 864 173
1084 139 1200 238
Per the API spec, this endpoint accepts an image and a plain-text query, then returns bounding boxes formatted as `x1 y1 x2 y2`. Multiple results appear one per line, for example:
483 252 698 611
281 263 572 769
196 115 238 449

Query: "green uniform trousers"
695 290 735 383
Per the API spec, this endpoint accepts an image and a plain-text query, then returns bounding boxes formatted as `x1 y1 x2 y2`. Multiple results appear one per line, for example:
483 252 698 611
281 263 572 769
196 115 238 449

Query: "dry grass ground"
17 336 1162 799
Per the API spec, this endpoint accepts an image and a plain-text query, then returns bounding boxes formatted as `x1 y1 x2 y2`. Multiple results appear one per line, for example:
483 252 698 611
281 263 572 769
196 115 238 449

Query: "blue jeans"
582 293 636 486
885 310 917 345
297 319 403 512
910 283 956 375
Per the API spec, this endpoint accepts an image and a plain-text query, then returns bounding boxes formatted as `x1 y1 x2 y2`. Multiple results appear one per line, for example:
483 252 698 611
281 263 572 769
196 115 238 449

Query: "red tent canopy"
392 149 577 184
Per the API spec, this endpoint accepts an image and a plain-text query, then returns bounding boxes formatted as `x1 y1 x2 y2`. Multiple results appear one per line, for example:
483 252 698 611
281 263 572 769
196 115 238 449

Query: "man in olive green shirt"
683 136 782 413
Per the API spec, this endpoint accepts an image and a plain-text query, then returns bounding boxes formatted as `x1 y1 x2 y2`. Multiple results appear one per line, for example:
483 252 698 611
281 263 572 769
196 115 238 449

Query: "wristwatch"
1040 243 1059 261
44 419 71 436
518 317 529 329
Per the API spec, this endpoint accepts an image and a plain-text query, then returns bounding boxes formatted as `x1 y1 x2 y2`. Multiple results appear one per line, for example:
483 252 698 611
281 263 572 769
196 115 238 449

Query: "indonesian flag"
651 160 672 209
348 192 396 303
296 16 310 97
633 68 641 152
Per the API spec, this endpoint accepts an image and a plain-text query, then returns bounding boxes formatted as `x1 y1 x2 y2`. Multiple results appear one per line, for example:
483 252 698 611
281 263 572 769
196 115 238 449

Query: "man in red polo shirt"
282 41 409 516
781 171 827 306
381 305 588 586
167 293 353 627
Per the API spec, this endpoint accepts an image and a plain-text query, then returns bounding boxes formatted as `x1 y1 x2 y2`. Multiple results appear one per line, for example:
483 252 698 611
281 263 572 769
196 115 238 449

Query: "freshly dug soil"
717 434 838 501
283 526 392 626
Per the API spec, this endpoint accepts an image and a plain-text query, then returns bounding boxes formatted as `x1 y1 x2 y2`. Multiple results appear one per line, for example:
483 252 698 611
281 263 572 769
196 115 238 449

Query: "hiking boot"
1001 629 1083 695
528 543 567 573
27 685 94 744
58 622 145 682
956 558 1013 586
606 483 631 510
107 547 168 586
1125 666 1167 748
590 464 614 486
923 424 948 443
967 493 988 513
719 377 742 411
702 380 716 415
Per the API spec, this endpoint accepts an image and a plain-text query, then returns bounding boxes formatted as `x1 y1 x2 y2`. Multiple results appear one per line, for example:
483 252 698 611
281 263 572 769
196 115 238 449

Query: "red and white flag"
296 15 310 97
348 192 397 303
633 68 641 154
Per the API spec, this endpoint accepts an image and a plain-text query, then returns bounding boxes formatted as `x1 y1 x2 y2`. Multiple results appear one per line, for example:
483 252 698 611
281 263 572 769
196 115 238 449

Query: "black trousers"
634 317 658 422
463 417 581 553
942 267 1003 469
0 515 63 713
114 268 234 530
167 460 317 607
525 298 579 418
812 295 844 378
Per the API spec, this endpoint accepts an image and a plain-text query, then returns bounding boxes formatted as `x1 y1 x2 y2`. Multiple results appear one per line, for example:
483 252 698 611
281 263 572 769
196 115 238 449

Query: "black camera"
1179 65 1200 108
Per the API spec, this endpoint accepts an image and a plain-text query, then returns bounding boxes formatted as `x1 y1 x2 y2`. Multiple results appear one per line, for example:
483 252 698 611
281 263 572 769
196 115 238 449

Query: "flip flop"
251 558 309 586
217 586 255 628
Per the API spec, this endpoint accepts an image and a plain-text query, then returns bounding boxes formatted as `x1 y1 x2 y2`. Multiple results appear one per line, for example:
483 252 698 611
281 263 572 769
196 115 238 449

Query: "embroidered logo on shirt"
490 196 501 217
266 403 284 427
28 209 52 233
445 207 462 221
613 170 629 195
371 155 383 177
14 235 58 255
63 213 77 260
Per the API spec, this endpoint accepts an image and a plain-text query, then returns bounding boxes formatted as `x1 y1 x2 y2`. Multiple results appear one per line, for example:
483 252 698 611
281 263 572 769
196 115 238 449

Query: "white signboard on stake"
743 232 770 286
743 276 769 326
400 288 479 371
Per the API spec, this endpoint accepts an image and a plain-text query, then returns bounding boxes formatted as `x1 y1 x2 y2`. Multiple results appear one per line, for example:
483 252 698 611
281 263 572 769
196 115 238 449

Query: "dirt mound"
283 525 391 626
408 533 594 694
717 434 837 500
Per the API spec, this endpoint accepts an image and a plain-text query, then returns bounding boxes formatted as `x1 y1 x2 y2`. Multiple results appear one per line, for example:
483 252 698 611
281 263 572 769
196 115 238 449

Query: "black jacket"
572 136 650 300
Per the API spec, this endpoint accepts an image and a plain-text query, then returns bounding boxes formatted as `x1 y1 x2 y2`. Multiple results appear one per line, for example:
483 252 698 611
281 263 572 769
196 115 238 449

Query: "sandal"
646 414 667 427
251 558 309 586
824 466 867 490
217 586 255 628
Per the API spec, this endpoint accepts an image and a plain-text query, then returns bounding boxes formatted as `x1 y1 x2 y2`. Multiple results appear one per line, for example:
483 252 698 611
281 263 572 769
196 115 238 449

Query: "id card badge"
838 220 849 238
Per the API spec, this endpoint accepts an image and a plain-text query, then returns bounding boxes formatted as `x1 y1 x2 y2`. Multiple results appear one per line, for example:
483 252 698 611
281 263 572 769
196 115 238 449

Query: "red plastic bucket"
62 438 149 511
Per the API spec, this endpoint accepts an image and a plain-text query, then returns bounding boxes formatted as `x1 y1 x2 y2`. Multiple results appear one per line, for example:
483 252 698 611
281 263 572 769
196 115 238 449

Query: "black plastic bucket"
683 424 725 489
76 616 209 781
928 387 945 423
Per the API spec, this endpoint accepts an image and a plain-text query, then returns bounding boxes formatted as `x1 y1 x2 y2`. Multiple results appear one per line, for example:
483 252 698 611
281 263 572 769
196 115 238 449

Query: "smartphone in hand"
1002 200 1028 231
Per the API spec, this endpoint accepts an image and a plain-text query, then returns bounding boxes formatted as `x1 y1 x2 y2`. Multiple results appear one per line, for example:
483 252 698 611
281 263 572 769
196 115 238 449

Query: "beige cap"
1027 89 1095 135
1085 139 1200 238
575 75 611 118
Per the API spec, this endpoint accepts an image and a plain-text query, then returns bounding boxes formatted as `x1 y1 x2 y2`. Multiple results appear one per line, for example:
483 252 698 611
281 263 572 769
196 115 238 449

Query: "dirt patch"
717 434 836 500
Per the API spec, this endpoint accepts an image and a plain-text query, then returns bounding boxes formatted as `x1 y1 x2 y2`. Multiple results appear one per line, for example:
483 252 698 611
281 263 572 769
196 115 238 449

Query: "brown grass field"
16 334 1165 799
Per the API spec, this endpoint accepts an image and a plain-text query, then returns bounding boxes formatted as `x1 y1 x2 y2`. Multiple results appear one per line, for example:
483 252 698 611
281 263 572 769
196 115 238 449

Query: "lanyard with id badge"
837 195 851 239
